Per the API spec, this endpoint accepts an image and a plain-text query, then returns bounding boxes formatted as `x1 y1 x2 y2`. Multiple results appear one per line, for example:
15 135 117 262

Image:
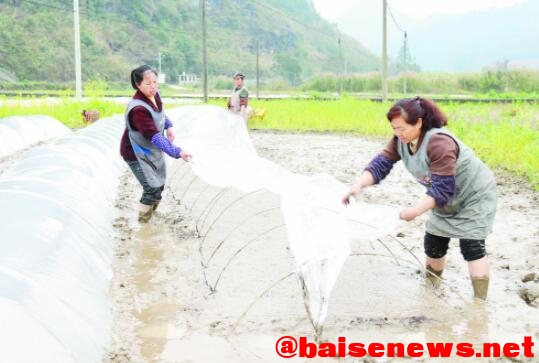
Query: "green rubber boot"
471 276 489 300
426 265 443 288
138 203 154 223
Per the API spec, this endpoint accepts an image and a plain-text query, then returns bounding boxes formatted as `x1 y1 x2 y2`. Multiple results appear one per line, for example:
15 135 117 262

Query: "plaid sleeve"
151 133 182 158
164 116 173 129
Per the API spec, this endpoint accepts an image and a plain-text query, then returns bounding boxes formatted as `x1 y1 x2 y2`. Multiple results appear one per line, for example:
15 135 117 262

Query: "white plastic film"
0 117 124 363
167 105 401 331
0 115 71 158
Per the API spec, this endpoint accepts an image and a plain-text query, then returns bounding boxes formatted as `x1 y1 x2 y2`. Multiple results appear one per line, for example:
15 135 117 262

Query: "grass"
248 97 391 136
248 97 539 190
0 97 125 128
1 95 537 190
449 116 539 190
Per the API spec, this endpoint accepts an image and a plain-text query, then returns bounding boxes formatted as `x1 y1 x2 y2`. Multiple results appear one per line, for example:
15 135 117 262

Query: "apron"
396 128 497 239
125 99 166 188
229 86 247 113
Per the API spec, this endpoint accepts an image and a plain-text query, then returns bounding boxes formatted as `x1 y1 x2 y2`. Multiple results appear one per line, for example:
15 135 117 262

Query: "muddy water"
106 132 539 362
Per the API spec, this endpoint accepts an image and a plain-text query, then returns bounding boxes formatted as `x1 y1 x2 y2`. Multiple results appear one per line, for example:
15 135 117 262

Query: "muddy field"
104 131 539 363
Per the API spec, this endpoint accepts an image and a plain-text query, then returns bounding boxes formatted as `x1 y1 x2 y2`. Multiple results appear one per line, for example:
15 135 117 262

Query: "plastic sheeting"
0 116 124 363
0 115 71 158
167 105 401 332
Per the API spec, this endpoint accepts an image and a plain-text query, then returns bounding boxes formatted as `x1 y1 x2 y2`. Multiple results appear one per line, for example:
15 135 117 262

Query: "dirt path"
105 131 539 363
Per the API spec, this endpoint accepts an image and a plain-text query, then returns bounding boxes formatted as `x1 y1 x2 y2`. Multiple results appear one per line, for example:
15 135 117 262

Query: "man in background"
227 72 252 123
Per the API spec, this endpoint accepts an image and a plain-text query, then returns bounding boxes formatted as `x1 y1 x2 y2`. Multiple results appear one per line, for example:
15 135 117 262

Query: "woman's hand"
179 150 192 162
399 207 420 221
400 196 436 221
342 171 375 205
342 185 363 205
166 127 175 142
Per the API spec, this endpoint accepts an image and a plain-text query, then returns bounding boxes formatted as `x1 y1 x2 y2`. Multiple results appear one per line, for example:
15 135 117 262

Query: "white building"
178 72 199 85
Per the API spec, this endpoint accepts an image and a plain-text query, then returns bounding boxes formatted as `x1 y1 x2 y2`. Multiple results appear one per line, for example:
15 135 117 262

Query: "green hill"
0 0 379 87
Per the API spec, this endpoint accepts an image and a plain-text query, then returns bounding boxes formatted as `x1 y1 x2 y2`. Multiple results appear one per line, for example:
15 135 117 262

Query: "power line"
385 2 412 64
385 2 413 93
16 0 334 50
386 1 406 34
13 1 195 35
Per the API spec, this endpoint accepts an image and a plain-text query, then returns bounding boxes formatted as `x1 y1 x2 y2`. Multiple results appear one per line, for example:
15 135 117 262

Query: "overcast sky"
312 0 526 20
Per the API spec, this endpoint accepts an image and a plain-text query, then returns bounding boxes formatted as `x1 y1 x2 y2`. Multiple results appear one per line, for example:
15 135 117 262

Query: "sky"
311 0 537 71
312 0 526 20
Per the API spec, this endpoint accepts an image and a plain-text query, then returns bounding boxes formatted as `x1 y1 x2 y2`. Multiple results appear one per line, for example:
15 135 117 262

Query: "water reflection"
131 225 183 362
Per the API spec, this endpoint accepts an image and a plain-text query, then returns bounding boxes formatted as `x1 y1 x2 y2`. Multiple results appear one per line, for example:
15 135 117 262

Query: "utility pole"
382 0 388 102
201 0 208 103
73 0 82 99
256 40 260 99
338 36 344 95
403 32 408 95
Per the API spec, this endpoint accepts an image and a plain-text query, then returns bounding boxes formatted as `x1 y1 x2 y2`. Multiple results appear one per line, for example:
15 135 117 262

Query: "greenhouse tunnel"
0 107 400 362
0 115 71 158
0 116 124 363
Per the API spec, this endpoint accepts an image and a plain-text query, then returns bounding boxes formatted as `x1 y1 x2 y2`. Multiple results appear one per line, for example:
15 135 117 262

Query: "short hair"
233 72 245 80
130 65 158 89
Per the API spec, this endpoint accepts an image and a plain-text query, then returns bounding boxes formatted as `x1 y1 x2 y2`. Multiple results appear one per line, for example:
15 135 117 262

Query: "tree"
275 53 302 85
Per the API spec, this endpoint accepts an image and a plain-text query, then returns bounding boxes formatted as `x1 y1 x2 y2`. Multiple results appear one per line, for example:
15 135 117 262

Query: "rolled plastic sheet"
0 116 124 363
0 115 72 158
167 105 401 332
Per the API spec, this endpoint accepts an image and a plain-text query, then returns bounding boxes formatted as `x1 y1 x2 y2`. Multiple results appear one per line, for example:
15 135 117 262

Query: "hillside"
0 0 379 85
334 0 539 72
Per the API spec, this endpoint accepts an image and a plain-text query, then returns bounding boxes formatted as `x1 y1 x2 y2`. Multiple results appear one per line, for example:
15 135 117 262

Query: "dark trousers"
126 160 164 206
424 232 486 262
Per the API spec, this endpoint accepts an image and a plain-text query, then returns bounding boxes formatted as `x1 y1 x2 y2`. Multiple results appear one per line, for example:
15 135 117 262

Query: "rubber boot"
138 203 153 223
152 199 161 211
426 265 443 288
471 276 489 300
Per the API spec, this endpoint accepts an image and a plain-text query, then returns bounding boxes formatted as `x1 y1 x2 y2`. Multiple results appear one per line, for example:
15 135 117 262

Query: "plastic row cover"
0 116 125 363
167 105 401 331
0 115 71 158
